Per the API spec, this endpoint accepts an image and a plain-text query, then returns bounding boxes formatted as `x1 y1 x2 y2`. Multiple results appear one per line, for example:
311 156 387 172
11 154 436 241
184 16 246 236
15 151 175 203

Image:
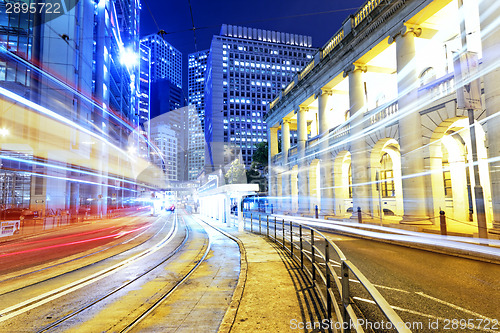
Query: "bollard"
250 213 253 232
259 214 261 234
357 207 362 224
440 210 447 236
315 205 319 219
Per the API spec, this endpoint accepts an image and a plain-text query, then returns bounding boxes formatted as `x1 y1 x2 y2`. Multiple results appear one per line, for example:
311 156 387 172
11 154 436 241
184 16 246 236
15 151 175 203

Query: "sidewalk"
201 217 323 333
270 213 500 264
310 211 498 239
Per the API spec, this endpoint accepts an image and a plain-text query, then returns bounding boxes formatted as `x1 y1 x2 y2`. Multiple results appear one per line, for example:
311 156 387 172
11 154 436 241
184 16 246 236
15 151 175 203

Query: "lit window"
380 153 395 198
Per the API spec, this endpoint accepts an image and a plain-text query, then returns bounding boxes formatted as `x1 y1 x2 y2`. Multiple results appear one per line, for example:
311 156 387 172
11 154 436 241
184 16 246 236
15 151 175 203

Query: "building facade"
0 0 145 216
266 0 500 237
139 43 151 146
148 106 191 182
140 34 182 87
204 25 316 171
187 50 209 180
150 124 178 181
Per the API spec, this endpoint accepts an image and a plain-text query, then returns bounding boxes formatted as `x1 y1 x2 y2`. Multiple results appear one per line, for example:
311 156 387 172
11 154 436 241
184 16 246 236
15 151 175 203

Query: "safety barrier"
243 211 411 333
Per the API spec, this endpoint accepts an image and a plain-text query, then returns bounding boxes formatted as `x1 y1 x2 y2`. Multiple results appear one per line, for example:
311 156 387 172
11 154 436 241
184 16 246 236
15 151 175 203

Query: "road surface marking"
415 291 495 321
0 215 177 323
353 297 498 332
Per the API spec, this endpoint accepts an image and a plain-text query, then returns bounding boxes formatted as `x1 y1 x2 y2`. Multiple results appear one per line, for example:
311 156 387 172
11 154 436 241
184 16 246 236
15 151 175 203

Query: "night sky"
140 0 368 90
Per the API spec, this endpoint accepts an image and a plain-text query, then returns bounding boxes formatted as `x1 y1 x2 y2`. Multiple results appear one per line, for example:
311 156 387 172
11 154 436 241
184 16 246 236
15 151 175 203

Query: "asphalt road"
246 215 500 332
322 232 500 332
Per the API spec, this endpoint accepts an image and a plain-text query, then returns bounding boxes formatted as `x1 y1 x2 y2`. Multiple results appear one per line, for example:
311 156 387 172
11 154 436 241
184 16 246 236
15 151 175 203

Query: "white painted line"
373 284 410 294
353 297 498 332
0 214 177 322
415 292 495 321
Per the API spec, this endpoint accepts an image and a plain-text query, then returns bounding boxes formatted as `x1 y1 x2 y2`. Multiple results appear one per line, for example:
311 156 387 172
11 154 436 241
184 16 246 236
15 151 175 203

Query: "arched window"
375 92 386 108
441 146 452 198
380 152 395 197
419 67 436 87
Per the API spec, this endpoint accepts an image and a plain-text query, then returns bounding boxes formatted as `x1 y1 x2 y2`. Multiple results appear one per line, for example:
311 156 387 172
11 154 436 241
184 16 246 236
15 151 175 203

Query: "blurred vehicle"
169 204 175 212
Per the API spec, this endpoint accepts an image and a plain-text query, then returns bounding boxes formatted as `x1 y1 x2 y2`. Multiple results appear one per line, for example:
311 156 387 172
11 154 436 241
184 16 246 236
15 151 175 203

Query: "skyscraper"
204 24 316 171
140 34 182 87
148 106 191 182
187 50 209 180
138 43 151 158
140 34 184 119
0 0 142 215
141 34 186 180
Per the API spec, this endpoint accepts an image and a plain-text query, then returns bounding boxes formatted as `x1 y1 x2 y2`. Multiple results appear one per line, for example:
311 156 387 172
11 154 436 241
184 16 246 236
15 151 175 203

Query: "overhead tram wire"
142 0 160 33
154 7 362 37
187 0 198 52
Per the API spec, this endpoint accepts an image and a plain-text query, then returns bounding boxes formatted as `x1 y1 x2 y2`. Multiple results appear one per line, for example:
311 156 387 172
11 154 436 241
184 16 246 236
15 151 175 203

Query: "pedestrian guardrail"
243 212 411 333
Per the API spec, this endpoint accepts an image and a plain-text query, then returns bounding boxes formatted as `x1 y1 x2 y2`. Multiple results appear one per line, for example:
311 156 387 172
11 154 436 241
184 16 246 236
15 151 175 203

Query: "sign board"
199 178 218 194
1 221 20 238
454 52 482 110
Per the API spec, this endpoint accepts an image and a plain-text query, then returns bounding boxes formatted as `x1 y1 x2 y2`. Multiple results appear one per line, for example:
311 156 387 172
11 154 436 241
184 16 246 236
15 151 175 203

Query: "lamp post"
457 0 488 239
376 170 383 226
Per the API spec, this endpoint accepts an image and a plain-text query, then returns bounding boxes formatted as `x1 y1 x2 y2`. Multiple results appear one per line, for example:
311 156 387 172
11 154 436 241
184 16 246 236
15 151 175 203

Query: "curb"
316 226 500 265
265 213 500 265
194 216 248 333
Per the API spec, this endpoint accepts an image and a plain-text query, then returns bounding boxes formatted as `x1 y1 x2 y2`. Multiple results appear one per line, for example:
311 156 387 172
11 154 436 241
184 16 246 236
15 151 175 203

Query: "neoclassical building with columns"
265 0 500 236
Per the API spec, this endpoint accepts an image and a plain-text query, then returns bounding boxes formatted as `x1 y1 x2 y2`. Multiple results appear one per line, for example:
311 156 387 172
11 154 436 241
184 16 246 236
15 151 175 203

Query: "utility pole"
376 171 383 226
456 0 488 239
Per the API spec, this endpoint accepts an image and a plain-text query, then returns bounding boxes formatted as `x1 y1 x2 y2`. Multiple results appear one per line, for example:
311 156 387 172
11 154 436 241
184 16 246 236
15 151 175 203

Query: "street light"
120 48 139 69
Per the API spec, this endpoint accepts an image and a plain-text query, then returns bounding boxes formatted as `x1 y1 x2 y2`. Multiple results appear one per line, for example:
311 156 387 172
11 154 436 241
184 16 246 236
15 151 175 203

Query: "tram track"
0 213 169 296
117 216 212 333
0 213 178 323
34 212 190 333
0 212 182 329
0 212 241 332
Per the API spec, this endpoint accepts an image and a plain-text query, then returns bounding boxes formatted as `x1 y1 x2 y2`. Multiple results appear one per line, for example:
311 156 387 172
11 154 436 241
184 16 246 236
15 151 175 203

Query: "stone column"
346 64 371 215
391 27 429 221
297 106 310 214
268 127 279 201
480 0 500 230
281 120 291 212
317 89 334 215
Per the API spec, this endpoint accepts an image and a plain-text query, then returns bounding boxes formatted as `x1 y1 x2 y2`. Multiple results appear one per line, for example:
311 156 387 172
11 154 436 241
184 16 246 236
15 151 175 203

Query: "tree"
246 162 267 192
225 159 247 184
252 141 268 167
246 141 276 193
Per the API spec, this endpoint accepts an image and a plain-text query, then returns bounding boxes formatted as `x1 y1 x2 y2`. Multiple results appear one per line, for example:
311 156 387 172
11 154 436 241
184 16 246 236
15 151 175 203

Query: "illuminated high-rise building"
0 0 142 213
187 50 209 180
204 24 316 171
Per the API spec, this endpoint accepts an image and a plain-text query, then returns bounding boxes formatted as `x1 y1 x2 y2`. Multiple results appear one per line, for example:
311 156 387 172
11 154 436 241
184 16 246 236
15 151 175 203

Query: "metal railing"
306 134 321 148
243 212 411 333
272 152 283 163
